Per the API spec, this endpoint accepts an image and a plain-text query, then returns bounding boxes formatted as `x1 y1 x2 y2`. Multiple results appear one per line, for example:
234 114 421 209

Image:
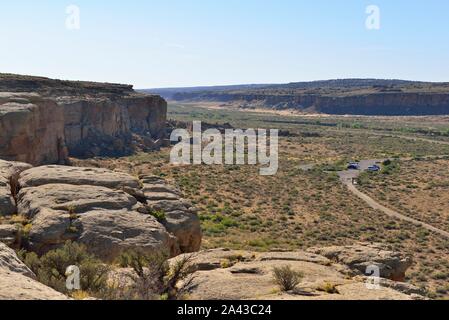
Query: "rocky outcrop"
308 243 413 281
0 242 68 300
0 74 167 165
142 175 202 253
17 183 176 259
10 165 201 260
169 246 423 300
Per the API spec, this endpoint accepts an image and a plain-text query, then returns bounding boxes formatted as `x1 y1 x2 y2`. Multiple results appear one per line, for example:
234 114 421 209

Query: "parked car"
347 162 360 170
367 165 381 172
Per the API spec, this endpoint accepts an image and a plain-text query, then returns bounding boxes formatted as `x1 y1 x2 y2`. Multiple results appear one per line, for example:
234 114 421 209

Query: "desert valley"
0 74 448 300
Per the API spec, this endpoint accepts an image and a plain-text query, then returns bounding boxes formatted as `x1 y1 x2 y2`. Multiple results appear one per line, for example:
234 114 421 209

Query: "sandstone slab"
0 242 68 300
308 243 413 281
169 249 419 300
19 165 140 190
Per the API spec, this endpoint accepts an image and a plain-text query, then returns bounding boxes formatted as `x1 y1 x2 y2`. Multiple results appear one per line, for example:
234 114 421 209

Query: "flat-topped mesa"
0 74 167 165
0 73 134 96
165 79 449 116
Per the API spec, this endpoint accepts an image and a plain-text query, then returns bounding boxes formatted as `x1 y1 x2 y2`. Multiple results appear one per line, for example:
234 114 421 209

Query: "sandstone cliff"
0 74 167 165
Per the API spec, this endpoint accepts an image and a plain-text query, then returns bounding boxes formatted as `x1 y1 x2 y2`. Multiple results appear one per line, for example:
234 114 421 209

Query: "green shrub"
149 209 166 222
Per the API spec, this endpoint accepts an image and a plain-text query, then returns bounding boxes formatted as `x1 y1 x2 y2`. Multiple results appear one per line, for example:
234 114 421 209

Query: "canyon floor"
72 103 449 299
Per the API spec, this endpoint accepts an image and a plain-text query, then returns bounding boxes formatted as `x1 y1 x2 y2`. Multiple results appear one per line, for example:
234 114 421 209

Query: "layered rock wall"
0 74 167 164
0 93 66 164
173 91 449 115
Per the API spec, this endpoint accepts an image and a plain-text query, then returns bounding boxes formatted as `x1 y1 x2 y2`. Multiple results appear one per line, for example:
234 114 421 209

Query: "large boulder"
142 175 202 253
17 183 178 260
308 243 413 281
0 242 68 300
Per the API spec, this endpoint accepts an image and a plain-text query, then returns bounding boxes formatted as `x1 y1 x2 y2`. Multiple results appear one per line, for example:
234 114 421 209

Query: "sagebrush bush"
110 249 197 300
18 241 109 297
272 265 303 291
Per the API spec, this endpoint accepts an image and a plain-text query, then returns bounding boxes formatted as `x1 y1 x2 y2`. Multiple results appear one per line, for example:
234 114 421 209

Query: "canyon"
0 74 439 300
148 79 449 116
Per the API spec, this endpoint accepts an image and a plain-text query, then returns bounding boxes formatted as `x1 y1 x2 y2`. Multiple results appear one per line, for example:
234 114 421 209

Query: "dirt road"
339 163 449 239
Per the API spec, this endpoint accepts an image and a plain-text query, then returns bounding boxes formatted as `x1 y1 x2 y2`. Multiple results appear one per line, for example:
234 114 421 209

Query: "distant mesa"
142 79 449 116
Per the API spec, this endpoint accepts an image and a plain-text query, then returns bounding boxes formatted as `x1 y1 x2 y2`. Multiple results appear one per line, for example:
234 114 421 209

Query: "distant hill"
139 83 273 100
142 79 449 116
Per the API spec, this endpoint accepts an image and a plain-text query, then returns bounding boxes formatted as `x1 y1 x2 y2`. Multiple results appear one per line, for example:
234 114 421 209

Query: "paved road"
338 160 449 239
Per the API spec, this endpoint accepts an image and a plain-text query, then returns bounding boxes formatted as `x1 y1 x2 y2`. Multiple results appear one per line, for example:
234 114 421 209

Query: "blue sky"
1 0 449 88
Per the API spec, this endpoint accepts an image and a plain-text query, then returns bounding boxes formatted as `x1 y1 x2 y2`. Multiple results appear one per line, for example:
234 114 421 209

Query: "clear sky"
1 0 449 88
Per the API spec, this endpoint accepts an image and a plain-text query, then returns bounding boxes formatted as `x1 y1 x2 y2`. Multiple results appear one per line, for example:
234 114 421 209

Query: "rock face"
0 93 66 165
0 159 32 216
169 246 423 300
0 224 20 247
0 242 68 300
0 74 167 165
13 165 201 260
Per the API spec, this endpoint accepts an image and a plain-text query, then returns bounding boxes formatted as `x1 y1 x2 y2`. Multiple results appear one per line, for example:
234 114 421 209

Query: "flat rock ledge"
167 246 424 300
